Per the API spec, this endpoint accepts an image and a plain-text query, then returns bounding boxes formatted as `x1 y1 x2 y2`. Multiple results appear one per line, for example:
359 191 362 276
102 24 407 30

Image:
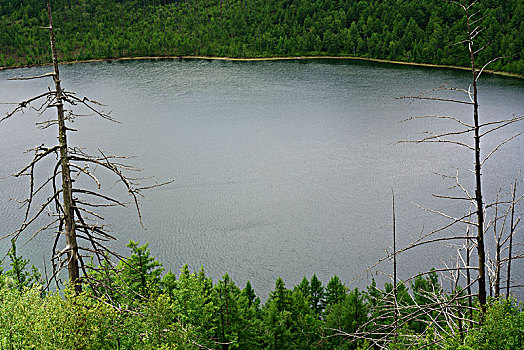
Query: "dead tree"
505 178 522 298
485 179 523 298
335 0 523 348
392 190 398 342
1 0 171 295
396 0 523 313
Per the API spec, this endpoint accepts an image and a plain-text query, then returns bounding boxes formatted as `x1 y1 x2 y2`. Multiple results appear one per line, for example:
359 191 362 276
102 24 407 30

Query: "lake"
1 59 523 299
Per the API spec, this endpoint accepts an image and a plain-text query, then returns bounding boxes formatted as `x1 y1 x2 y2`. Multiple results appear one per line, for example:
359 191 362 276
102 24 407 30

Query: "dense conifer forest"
1 241 523 349
0 0 523 74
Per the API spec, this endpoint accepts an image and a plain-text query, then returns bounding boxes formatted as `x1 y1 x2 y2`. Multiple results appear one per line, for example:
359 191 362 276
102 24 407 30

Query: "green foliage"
324 275 347 309
138 294 188 349
310 274 325 316
242 280 258 309
0 242 521 349
0 286 190 349
119 240 164 300
269 277 291 313
263 277 323 349
169 264 217 348
296 276 310 299
457 298 524 350
1 239 41 292
213 274 265 349
86 241 164 305
415 298 524 350
0 0 521 74
324 287 368 349
161 269 177 296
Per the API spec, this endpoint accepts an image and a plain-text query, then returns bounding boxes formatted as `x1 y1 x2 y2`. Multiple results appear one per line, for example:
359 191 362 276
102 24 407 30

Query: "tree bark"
494 194 501 298
392 190 398 342
465 1 486 313
506 178 517 298
47 0 81 294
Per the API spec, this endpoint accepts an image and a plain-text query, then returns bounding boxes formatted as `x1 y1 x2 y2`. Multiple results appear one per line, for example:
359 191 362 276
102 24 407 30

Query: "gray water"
1 59 523 299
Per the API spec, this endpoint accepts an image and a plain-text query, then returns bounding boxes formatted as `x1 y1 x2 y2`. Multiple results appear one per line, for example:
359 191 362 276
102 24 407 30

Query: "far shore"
1 55 523 79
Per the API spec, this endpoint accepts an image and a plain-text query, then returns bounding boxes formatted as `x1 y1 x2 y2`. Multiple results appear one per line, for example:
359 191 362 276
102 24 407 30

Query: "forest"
1 240 523 349
0 0 523 75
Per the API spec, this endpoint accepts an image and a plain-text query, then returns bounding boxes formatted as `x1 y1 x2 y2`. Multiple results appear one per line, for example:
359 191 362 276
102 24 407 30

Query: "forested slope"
1 241 523 349
0 0 523 74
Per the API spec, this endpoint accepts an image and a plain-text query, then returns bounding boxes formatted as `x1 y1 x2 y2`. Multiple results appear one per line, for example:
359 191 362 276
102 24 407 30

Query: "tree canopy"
0 0 522 75
1 241 523 349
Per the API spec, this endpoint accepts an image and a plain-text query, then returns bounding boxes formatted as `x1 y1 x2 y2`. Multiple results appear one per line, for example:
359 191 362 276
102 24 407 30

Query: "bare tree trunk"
493 193 501 298
392 190 398 342
465 2 486 313
47 0 81 293
466 212 473 321
472 71 486 313
506 178 517 298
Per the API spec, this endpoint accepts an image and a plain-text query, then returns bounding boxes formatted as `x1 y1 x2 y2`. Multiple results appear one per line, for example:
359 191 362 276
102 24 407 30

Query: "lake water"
1 59 523 299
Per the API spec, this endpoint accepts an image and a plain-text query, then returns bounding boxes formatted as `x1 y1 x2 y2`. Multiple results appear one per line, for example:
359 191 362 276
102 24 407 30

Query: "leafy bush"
456 298 524 350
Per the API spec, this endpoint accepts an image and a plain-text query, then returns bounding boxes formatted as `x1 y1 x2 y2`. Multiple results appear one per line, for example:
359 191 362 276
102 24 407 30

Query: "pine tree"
324 275 346 309
4 239 41 292
296 276 310 299
270 277 290 313
243 280 257 308
215 273 241 350
324 287 368 348
161 270 177 296
309 274 324 317
119 240 164 300
172 264 217 348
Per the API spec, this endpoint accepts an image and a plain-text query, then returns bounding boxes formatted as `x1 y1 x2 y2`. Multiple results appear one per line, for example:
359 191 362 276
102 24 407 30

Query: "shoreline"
1 55 523 79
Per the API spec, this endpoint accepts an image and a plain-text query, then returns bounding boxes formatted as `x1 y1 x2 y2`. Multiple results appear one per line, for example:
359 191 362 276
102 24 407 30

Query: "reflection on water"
1 59 523 298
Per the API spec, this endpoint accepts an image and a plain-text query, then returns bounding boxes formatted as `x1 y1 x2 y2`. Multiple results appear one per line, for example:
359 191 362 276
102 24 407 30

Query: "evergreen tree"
324 287 368 349
237 281 264 349
324 275 346 310
118 240 164 300
171 264 217 348
309 274 324 316
4 239 40 292
270 277 291 313
214 273 241 349
296 276 310 298
161 269 177 296
243 280 257 308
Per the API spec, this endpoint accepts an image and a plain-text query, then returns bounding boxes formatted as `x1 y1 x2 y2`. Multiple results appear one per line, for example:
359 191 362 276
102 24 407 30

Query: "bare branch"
1 91 55 122
400 115 473 128
3 190 62 240
482 131 524 165
8 72 55 80
62 92 119 123
398 138 474 150
70 163 101 188
72 189 127 207
14 145 60 177
397 95 474 105
479 115 524 138
432 194 472 201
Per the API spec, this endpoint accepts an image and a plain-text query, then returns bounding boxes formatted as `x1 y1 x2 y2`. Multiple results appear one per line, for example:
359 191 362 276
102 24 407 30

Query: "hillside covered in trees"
0 0 523 74
1 240 523 349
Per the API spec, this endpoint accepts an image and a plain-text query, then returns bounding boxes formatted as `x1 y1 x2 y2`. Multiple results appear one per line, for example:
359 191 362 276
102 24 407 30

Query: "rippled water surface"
1 59 523 298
